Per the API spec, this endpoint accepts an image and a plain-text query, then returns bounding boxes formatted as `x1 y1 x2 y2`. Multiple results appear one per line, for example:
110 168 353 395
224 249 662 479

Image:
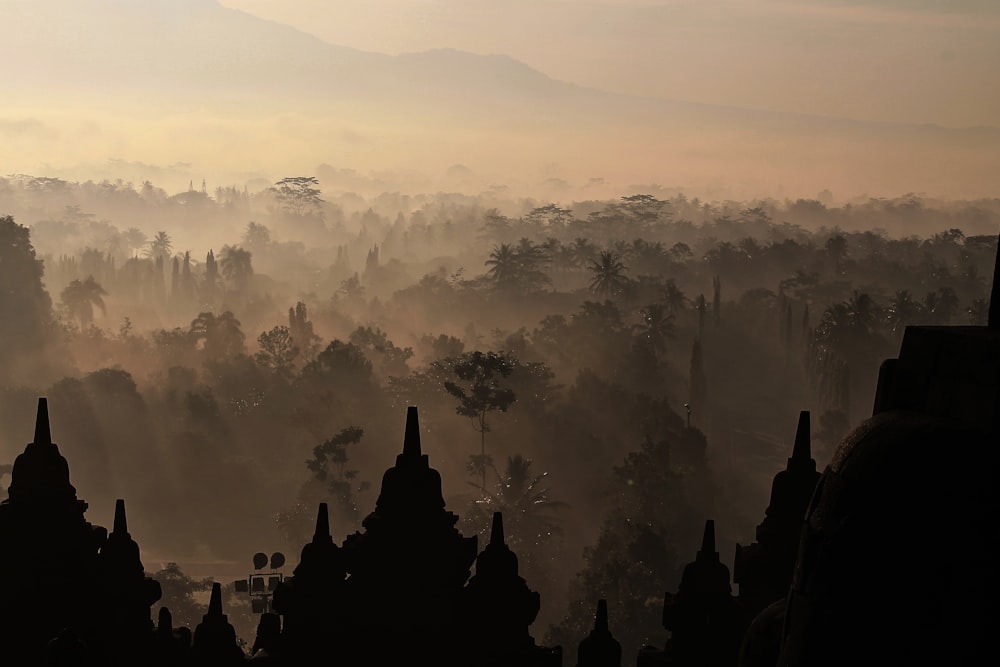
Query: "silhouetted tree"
255 325 298 379
634 303 675 360
181 251 195 303
304 426 370 527
122 227 147 256
151 563 213 631
288 301 321 364
189 311 246 359
712 275 722 326
824 234 848 274
242 222 271 248
567 237 598 269
885 289 922 338
588 251 628 300
171 256 180 301
203 250 219 305
60 276 107 328
485 243 519 288
145 231 172 261
273 176 323 218
689 338 707 430
348 326 413 379
219 245 254 295
548 428 711 665
442 351 518 489
484 240 550 294
463 454 568 605
923 286 960 324
696 294 707 339
661 279 687 316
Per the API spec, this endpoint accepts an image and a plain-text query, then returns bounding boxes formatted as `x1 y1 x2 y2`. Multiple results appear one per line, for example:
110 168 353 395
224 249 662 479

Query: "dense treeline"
1 174 998 657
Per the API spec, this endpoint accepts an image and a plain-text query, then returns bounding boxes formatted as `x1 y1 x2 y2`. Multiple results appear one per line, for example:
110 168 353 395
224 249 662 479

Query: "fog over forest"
1 172 998 652
1 0 998 660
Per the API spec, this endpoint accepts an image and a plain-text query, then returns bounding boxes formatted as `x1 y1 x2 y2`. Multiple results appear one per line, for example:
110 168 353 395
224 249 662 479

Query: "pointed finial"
490 512 505 546
158 607 173 632
989 231 1000 329
402 406 421 456
595 599 609 634
792 411 811 462
34 397 51 444
113 498 128 535
208 582 223 617
314 503 331 542
700 519 716 555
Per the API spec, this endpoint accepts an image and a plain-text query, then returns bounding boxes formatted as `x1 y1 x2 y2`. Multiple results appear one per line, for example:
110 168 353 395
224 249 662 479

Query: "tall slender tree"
442 351 518 489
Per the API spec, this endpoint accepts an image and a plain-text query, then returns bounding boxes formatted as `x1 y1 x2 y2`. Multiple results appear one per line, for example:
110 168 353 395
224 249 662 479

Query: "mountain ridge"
1 0 996 133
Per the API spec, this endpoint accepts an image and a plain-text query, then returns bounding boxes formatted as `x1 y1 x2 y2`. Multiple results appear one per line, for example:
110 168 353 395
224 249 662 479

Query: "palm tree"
809 291 887 415
189 311 246 358
219 245 254 294
884 290 923 338
145 231 172 261
464 454 568 555
634 303 676 358
484 243 519 289
588 250 629 300
122 227 147 257
660 279 687 316
567 237 598 269
924 287 960 324
61 276 107 328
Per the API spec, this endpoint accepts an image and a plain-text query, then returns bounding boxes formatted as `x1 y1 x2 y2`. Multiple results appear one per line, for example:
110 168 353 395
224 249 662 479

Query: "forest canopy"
1 174 997 657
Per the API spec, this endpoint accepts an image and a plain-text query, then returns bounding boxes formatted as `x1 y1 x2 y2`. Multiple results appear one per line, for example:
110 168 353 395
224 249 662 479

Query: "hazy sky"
2 0 997 200
221 0 1000 128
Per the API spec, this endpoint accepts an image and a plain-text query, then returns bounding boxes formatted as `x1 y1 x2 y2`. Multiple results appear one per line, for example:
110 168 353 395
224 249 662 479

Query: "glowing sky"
1 0 997 200
220 0 1000 128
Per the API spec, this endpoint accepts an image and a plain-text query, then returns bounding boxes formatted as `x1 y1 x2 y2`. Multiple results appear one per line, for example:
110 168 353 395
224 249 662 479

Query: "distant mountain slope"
3 0 993 130
1 0 997 199
0 0 584 105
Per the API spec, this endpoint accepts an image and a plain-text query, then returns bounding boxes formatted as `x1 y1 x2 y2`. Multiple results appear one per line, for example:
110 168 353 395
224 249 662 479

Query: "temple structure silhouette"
3 237 1000 664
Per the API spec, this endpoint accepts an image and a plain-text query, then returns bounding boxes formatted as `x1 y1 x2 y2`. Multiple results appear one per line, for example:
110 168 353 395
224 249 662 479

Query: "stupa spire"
490 511 505 547
402 406 421 457
113 498 128 535
34 397 51 444
595 599 609 634
699 519 717 558
791 411 811 464
314 502 331 542
208 582 223 617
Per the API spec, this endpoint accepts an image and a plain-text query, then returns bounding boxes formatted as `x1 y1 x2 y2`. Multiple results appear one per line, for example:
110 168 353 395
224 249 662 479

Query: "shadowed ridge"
403 405 421 457
314 502 331 542
113 498 128 536
490 511 504 547
34 397 51 444
989 230 1000 329
698 519 717 560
